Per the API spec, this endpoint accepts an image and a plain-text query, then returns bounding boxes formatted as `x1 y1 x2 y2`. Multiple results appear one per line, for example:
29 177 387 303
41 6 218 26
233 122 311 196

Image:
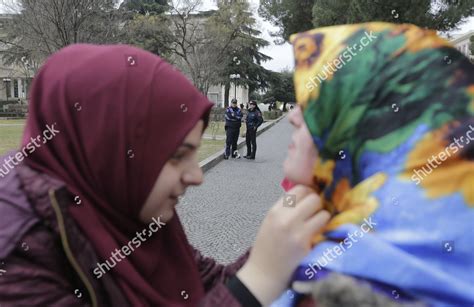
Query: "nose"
183 162 204 186
288 106 303 127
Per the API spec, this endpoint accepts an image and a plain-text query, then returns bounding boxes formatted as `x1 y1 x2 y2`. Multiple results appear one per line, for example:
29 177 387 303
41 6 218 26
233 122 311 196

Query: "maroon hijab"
22 44 213 306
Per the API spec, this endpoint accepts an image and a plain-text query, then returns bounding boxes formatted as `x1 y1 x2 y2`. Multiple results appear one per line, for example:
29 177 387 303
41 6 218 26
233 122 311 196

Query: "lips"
171 193 185 200
170 196 179 205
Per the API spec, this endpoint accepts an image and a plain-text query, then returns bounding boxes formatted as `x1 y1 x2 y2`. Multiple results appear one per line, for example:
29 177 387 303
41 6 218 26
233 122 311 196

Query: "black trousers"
225 127 240 157
246 126 257 158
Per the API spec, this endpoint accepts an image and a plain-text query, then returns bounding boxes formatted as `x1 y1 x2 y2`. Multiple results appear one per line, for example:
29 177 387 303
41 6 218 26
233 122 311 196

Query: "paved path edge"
199 114 287 173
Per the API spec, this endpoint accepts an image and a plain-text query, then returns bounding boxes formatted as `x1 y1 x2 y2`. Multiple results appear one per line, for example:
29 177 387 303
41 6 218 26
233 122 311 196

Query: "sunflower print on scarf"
273 23 474 307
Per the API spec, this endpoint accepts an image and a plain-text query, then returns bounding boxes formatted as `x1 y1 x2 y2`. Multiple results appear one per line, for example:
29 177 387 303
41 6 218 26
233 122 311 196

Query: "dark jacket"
225 107 243 129
246 108 263 129
0 162 249 307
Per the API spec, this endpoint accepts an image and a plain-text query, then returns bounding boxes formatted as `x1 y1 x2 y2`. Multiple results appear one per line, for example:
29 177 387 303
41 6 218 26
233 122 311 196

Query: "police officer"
224 98 243 159
244 100 263 160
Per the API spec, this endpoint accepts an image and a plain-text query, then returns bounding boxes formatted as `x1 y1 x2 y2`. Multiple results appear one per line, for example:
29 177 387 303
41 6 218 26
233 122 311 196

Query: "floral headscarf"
275 23 474 306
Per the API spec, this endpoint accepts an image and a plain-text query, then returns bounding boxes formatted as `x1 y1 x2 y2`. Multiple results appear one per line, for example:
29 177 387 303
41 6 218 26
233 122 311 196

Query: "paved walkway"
202 135 225 140
177 117 292 264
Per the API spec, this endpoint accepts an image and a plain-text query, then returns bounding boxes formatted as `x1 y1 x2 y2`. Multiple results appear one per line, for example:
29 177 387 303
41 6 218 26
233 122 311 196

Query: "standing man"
224 98 243 159
244 100 263 160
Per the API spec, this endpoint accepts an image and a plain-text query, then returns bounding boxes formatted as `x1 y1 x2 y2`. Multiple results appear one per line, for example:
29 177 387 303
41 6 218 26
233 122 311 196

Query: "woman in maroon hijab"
0 44 329 306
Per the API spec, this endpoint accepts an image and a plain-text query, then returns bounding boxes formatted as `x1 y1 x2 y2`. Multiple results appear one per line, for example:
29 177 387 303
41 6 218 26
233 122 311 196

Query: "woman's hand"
237 185 330 306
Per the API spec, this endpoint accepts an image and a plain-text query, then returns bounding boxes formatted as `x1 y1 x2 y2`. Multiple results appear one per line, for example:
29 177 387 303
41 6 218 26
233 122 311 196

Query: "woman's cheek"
298 157 314 185
294 141 316 185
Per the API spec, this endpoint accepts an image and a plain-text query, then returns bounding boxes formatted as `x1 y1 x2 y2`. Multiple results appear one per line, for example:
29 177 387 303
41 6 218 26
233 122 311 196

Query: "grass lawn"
0 119 27 125
204 121 226 136
197 139 225 162
204 121 247 137
0 119 25 156
0 119 225 162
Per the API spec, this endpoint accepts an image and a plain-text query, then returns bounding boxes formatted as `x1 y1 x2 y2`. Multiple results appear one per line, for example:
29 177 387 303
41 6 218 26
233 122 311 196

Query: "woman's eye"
172 154 184 161
171 151 188 161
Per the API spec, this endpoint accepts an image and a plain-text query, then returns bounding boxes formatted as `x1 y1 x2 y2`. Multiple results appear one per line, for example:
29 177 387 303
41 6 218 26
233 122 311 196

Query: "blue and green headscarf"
275 23 474 306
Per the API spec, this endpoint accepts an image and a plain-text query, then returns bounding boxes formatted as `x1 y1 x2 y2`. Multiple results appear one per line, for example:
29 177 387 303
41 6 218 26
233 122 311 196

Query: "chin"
283 163 311 187
283 157 290 174
160 210 175 223
283 158 296 180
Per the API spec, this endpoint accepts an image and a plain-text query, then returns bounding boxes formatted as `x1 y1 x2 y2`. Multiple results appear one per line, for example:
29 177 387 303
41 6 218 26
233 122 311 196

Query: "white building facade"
206 84 249 108
450 30 473 61
0 14 34 103
0 75 32 102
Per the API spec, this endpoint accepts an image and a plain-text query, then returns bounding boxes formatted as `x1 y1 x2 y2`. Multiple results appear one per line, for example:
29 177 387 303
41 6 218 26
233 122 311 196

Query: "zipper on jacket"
49 189 99 307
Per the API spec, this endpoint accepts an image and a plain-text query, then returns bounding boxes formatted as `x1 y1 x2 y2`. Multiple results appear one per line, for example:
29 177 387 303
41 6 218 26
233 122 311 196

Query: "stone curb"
199 114 287 173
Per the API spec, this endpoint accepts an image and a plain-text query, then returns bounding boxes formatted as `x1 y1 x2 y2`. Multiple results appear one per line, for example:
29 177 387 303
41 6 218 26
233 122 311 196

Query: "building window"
21 78 26 98
4 79 11 99
13 79 18 98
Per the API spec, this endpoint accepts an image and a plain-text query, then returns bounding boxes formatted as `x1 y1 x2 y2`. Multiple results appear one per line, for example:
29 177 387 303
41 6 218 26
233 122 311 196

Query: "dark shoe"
244 155 251 159
223 155 229 160
249 156 255 160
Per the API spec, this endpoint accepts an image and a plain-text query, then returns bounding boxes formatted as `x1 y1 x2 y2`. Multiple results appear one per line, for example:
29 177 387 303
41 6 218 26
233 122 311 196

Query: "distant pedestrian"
224 98 242 159
244 100 263 160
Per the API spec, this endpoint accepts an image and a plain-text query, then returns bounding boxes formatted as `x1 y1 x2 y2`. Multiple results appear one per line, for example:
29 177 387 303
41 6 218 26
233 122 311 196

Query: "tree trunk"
224 82 230 108
203 81 210 97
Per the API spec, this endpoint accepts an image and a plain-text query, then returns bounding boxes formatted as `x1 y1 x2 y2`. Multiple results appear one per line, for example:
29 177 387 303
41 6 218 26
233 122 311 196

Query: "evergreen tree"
121 0 168 15
259 0 314 44
313 0 473 31
120 0 173 58
263 70 295 107
259 0 474 43
211 0 272 105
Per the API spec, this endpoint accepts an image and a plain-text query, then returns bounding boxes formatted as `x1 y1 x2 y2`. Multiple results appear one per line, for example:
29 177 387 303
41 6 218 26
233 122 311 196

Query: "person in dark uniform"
224 98 243 159
244 100 263 160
